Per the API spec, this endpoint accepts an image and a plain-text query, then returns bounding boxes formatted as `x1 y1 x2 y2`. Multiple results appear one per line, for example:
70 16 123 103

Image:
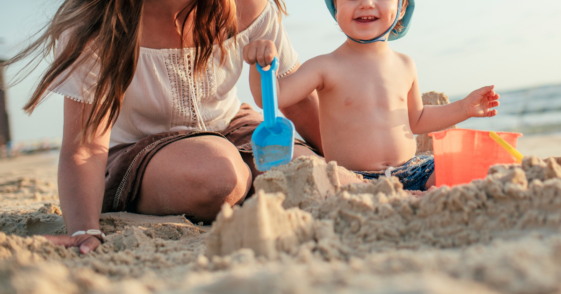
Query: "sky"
1 0 561 143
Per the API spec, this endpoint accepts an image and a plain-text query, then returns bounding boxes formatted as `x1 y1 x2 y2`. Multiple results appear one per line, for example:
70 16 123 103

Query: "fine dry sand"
1 150 561 294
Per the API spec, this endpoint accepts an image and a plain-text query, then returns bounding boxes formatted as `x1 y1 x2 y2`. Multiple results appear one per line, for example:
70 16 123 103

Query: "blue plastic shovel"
251 57 295 171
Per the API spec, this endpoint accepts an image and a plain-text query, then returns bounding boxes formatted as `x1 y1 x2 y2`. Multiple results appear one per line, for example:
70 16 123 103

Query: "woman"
4 0 321 254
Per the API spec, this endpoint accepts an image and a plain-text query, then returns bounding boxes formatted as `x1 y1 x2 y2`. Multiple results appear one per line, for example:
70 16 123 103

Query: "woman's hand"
243 40 279 71
463 85 501 118
44 234 102 254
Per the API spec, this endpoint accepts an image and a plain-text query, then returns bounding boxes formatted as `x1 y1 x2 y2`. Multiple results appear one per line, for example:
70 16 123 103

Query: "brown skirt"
103 104 315 213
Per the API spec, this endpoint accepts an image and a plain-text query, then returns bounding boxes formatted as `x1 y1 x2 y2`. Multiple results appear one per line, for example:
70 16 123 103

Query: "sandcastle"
205 192 314 259
205 156 561 257
1 155 561 293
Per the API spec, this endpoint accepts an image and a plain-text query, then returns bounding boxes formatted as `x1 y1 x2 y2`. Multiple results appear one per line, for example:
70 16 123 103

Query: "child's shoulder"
392 50 417 69
299 53 336 73
304 53 336 66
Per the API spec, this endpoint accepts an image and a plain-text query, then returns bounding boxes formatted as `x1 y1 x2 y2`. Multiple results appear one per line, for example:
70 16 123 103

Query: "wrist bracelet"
72 229 107 243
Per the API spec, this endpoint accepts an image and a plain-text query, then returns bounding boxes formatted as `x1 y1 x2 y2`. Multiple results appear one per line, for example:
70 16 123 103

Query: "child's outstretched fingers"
487 109 498 117
474 85 495 95
488 99 500 109
464 85 501 118
484 90 500 117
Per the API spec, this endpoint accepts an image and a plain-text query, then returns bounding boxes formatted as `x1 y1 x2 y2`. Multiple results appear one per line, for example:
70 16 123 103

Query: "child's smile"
337 0 399 42
353 15 379 24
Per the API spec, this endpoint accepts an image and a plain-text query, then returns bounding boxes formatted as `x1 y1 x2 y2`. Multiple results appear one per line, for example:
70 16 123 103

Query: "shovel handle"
257 57 280 130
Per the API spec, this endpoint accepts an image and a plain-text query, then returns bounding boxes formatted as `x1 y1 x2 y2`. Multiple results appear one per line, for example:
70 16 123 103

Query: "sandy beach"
0 133 560 294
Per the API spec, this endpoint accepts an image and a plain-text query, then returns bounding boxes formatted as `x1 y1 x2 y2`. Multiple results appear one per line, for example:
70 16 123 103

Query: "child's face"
335 0 401 42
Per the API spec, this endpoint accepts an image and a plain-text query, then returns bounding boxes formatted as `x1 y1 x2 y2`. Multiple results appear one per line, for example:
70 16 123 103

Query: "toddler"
244 0 500 191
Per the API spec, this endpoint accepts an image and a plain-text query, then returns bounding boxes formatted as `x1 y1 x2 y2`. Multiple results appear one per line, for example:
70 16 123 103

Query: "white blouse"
49 3 298 147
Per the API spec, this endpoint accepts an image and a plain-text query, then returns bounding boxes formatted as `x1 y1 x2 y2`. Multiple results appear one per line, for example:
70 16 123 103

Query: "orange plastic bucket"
429 129 523 187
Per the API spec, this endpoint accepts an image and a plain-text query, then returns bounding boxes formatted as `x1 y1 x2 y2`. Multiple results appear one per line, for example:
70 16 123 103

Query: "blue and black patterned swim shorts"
354 155 435 191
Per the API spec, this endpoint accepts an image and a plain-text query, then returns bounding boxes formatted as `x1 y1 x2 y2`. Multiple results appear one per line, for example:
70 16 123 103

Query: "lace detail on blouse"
164 48 217 130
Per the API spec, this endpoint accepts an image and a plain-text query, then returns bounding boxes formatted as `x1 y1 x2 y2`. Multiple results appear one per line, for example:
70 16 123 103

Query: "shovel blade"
251 117 295 171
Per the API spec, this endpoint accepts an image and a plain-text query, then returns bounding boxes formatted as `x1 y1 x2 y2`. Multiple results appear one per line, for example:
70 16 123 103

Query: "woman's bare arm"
46 98 111 254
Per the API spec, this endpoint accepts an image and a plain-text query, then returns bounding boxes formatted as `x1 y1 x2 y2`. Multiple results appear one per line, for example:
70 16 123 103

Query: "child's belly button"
381 162 393 168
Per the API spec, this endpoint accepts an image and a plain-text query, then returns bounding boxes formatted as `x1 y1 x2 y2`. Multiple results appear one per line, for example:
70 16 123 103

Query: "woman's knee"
175 157 251 223
138 136 251 220
187 153 251 208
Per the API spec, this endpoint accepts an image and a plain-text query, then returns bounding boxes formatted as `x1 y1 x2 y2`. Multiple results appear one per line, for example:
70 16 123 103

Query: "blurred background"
0 0 560 154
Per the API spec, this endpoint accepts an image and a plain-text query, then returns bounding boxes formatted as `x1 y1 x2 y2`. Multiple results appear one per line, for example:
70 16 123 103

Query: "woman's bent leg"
136 136 252 223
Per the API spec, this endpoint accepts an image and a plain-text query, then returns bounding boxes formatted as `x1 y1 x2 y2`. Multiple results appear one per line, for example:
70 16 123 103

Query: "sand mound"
254 159 343 215
252 157 561 253
2 156 561 293
0 204 65 237
205 191 314 258
0 204 206 239
0 177 59 212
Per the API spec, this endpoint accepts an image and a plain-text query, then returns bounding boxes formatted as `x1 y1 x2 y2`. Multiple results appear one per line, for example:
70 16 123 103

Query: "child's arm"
280 79 324 155
407 67 500 134
243 40 323 109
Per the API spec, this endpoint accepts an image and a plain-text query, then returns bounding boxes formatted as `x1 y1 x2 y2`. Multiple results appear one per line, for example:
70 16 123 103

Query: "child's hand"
243 40 278 71
463 85 500 118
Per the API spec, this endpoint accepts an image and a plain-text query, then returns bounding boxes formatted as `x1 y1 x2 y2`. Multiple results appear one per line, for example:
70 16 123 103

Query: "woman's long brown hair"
2 0 287 143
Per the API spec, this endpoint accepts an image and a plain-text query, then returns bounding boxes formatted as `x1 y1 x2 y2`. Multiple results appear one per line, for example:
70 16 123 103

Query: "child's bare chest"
321 64 410 112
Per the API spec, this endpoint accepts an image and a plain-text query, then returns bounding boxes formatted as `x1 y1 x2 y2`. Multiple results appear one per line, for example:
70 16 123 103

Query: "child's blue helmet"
324 0 415 43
